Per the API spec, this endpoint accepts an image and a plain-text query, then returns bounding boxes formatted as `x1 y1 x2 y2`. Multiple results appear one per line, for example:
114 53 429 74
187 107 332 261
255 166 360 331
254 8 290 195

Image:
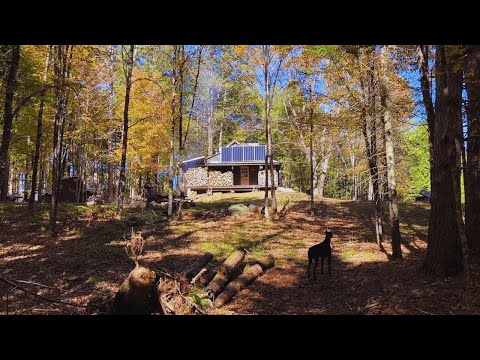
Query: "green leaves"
403 125 430 200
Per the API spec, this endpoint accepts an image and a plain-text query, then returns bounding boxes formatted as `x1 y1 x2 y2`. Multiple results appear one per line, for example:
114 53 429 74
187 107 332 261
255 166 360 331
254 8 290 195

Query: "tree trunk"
206 249 246 298
24 151 29 200
317 151 331 198
50 45 73 234
38 162 45 199
351 152 358 200
117 45 135 213
177 46 186 220
168 46 178 218
380 46 402 260
368 176 373 201
29 47 51 207
207 71 214 157
423 45 465 276
309 106 314 214
464 45 480 252
0 45 20 201
359 50 383 246
107 45 116 203
417 45 435 190
214 264 263 308
263 48 270 221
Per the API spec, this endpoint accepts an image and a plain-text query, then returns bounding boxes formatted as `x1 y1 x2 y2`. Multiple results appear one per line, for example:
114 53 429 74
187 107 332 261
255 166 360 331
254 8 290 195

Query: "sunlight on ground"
3 193 459 315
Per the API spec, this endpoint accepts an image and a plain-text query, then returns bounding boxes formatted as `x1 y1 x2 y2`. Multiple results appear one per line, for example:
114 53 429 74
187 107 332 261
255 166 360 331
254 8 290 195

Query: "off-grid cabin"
182 140 281 194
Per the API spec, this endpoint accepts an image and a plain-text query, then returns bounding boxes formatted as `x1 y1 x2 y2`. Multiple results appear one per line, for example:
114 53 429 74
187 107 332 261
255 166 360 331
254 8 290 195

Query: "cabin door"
240 166 249 185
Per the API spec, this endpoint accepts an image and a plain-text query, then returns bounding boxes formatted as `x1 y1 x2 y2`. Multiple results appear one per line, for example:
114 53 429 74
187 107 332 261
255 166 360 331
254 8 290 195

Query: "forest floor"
1 192 480 315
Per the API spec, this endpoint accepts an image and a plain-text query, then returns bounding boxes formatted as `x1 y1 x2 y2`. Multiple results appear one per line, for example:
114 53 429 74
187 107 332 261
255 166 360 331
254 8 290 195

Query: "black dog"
307 230 333 279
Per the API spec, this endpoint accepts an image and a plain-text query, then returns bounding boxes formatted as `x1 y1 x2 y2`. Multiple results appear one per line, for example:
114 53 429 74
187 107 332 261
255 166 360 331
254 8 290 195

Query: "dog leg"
313 258 318 280
307 258 312 278
328 255 331 275
321 257 324 275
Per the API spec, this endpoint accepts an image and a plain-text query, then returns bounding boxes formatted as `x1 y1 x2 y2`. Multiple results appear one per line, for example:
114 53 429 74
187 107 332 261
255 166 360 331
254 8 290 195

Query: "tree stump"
113 266 158 314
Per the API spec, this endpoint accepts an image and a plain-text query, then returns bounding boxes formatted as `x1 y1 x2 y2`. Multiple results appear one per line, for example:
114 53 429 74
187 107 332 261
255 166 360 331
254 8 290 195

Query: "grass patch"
339 247 378 262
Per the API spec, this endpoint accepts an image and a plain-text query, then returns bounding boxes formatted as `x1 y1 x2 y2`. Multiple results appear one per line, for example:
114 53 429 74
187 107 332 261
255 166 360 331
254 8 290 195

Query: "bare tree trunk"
423 45 464 276
464 45 480 252
269 148 277 216
29 47 51 207
351 152 358 200
50 45 73 234
168 46 178 218
24 150 29 200
108 46 116 203
309 106 314 215
317 151 331 198
417 45 435 188
38 161 44 200
263 47 270 221
380 46 402 260
117 45 135 213
107 138 115 202
177 46 186 220
218 85 226 151
207 72 214 157
359 50 383 246
0 45 20 201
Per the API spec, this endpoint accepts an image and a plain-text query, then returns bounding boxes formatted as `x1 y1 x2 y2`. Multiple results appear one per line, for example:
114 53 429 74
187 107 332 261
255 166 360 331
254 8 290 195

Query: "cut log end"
214 264 263 308
113 266 158 314
206 249 246 297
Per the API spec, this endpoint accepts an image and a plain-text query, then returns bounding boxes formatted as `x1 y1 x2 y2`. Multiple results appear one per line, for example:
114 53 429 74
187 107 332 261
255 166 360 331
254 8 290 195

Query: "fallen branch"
190 268 208 285
182 253 213 279
415 307 433 315
15 279 61 291
0 276 87 308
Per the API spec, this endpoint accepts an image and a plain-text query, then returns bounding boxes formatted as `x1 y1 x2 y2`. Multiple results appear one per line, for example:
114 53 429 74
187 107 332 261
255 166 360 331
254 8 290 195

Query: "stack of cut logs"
208 170 233 186
185 167 209 187
111 249 274 315
184 167 233 187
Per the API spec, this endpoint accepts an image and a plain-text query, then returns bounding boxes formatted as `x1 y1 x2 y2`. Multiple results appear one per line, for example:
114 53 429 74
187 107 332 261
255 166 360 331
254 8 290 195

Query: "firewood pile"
185 167 209 187
208 170 233 186
258 170 278 187
185 167 233 187
100 233 275 315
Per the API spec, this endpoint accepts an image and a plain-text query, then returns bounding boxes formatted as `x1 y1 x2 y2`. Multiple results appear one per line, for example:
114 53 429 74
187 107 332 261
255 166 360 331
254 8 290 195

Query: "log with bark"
112 266 158 314
243 254 275 272
206 249 246 298
214 264 263 308
182 252 214 280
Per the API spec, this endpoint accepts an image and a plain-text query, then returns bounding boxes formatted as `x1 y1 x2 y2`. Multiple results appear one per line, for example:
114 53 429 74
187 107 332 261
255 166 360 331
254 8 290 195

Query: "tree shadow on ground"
3 198 474 315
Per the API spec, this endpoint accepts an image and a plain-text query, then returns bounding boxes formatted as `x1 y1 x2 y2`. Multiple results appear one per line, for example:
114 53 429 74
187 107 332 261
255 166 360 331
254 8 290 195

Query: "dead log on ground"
183 252 214 279
112 266 158 314
206 249 246 298
243 254 275 272
214 264 263 308
191 267 216 286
